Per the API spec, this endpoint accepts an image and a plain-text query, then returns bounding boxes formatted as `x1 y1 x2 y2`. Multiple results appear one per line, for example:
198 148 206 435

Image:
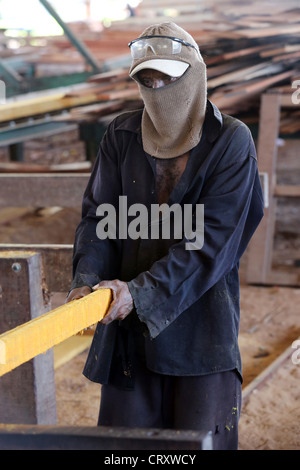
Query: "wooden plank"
53 336 92 369
0 161 91 173
87 68 130 83
205 45 270 65
261 44 300 58
0 173 89 207
246 92 281 284
274 185 300 197
210 71 294 114
265 270 300 286
94 85 140 101
234 24 300 39
0 92 101 123
280 94 300 108
207 62 279 88
0 288 111 376
59 99 126 121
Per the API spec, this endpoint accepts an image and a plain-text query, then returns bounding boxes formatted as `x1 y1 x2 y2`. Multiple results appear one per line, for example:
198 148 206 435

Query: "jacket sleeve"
127 124 264 338
70 121 122 291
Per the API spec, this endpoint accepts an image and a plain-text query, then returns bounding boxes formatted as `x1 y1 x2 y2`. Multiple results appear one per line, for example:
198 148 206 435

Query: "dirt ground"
238 286 300 450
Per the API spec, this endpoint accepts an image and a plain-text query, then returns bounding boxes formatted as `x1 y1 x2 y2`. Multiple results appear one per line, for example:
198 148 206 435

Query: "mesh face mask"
129 22 207 159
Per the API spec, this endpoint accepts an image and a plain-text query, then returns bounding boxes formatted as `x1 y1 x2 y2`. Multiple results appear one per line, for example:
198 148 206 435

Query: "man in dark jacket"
67 22 264 450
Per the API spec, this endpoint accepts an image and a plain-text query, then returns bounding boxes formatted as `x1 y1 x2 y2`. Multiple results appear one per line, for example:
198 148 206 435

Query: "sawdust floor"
53 285 300 450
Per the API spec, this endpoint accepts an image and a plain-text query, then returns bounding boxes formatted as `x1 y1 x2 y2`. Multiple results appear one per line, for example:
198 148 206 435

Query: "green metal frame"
0 0 102 97
39 0 101 73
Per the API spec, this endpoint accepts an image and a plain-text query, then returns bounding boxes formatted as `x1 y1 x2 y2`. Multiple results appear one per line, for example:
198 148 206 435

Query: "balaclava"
129 22 207 159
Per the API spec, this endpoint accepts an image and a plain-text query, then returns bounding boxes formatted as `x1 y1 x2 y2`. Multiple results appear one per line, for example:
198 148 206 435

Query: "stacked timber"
0 0 299 162
0 70 141 123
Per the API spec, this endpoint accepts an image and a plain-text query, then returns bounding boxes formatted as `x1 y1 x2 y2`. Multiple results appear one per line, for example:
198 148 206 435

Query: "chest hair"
155 152 189 204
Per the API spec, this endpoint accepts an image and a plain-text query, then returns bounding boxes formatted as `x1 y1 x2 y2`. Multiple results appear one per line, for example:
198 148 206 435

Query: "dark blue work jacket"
71 100 264 387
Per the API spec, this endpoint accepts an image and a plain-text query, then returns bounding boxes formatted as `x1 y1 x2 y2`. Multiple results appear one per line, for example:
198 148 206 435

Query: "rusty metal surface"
0 424 213 450
0 252 56 425
0 245 73 292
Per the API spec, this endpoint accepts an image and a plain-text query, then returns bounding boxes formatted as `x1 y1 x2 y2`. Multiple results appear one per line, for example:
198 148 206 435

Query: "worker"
67 22 264 450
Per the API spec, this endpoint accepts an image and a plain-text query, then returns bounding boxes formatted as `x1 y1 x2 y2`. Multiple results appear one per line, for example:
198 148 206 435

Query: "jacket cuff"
127 279 163 339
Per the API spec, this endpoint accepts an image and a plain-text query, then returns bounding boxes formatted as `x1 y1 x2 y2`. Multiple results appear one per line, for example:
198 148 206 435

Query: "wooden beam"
246 92 281 284
0 288 112 376
0 161 91 173
0 91 101 123
261 270 300 287
53 336 92 369
0 173 89 207
274 185 300 197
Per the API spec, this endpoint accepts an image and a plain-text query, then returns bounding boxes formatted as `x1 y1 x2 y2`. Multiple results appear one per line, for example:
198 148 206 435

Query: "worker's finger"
66 286 92 303
99 285 119 323
93 280 114 290
92 280 133 325
101 292 132 325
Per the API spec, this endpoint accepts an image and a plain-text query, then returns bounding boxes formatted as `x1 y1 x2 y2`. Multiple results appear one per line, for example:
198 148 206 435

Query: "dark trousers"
98 358 242 450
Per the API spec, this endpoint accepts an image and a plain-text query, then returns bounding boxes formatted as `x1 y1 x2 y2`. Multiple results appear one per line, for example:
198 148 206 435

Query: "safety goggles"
128 35 198 60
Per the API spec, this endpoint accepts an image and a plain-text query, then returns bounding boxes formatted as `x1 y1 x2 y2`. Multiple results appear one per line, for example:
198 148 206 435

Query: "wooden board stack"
0 0 299 131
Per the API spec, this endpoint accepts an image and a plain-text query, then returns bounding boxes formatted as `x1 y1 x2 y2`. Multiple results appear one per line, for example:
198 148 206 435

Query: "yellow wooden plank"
0 288 111 376
0 92 100 122
53 335 92 369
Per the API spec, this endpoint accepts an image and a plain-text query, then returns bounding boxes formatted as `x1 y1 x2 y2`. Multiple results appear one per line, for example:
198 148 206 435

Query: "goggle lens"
129 37 189 60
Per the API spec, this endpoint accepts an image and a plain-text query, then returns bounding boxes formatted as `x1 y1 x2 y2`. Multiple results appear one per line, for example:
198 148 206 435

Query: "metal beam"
39 0 101 73
0 118 77 147
0 59 22 88
0 425 213 450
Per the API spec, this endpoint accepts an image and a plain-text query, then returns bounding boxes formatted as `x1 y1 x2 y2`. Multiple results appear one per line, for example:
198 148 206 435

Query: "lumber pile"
0 65 141 120
99 0 300 123
0 0 299 142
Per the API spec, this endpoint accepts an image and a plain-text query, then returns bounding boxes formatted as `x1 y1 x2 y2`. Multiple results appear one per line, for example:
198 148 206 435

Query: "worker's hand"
66 286 92 303
93 279 134 325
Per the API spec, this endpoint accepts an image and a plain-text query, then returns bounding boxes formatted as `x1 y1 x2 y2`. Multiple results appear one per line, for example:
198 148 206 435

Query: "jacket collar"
204 100 223 143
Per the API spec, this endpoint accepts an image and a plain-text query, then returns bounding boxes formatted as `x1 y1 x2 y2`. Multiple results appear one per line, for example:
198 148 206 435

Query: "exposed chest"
155 153 189 204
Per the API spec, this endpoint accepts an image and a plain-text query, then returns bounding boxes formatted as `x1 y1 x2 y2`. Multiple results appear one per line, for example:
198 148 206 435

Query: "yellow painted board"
53 335 93 369
0 289 111 376
0 92 100 123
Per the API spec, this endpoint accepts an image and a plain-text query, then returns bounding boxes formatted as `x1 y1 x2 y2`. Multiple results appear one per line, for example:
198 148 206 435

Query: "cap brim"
130 59 189 78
